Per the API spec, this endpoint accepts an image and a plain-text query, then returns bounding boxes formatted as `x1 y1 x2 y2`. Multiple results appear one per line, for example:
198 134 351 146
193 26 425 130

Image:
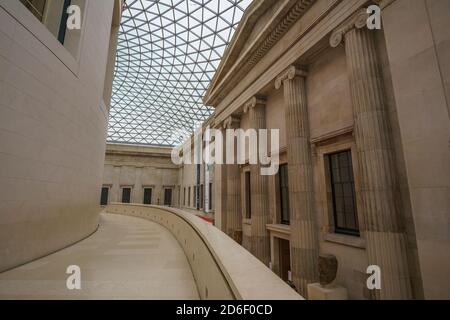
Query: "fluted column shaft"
214 127 227 231
277 68 318 298
342 26 412 299
133 167 143 203
248 101 271 265
112 166 121 202
225 117 242 243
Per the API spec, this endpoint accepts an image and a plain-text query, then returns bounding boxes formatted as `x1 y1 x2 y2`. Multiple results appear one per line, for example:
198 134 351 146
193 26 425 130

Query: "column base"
307 283 348 300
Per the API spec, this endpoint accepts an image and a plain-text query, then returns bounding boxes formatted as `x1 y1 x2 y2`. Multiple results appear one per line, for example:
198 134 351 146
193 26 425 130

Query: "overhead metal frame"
108 0 251 146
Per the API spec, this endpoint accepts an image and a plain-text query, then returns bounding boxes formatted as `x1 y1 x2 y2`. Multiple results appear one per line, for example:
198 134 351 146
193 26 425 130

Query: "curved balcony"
106 203 303 300
0 204 302 300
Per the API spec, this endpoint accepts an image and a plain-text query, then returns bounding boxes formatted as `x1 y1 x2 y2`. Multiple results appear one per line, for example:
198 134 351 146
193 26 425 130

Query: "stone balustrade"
105 203 303 300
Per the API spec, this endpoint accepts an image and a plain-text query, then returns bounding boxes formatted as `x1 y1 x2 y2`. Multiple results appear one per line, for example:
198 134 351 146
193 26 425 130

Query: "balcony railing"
105 203 303 300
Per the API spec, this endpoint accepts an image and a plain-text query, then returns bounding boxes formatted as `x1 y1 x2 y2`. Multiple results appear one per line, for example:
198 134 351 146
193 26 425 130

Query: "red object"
197 215 214 224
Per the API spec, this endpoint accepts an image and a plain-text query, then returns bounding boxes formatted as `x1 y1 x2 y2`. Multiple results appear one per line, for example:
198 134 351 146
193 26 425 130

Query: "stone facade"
200 0 450 300
96 0 448 300
102 144 180 207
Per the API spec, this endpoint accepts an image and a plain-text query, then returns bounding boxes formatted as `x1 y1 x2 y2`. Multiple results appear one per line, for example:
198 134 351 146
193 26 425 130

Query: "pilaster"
245 96 271 265
224 116 242 243
330 11 413 299
275 65 319 298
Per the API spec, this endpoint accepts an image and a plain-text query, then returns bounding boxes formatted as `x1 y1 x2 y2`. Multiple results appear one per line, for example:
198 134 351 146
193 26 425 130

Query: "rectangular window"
188 187 191 207
19 0 85 58
327 150 359 236
245 171 252 219
279 164 290 225
209 183 212 211
200 184 204 209
121 187 131 204
143 188 152 205
164 189 172 206
20 0 47 21
100 187 109 206
194 186 197 208
20 0 71 44
184 187 186 206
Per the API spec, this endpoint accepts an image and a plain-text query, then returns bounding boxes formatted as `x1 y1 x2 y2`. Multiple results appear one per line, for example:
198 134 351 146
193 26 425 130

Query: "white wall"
0 0 117 271
381 0 450 299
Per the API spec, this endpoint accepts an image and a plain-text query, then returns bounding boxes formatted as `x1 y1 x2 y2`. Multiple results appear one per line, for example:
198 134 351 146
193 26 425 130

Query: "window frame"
9 0 88 73
327 150 360 236
143 187 152 205
121 186 132 204
100 186 110 206
200 184 204 209
193 185 197 208
244 171 252 219
164 188 172 207
208 182 212 211
57 0 72 44
188 187 191 207
278 164 290 225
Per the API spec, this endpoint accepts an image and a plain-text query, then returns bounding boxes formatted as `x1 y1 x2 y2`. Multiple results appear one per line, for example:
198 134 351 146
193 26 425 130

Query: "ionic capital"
371 0 394 9
275 65 308 90
329 8 368 48
223 115 241 129
243 96 267 114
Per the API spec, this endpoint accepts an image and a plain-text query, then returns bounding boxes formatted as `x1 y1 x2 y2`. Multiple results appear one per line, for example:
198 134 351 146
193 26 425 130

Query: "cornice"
275 65 308 89
204 0 316 107
246 0 316 70
106 143 173 157
210 0 368 126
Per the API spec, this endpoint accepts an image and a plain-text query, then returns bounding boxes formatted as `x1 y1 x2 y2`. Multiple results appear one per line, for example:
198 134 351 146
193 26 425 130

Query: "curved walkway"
0 213 199 299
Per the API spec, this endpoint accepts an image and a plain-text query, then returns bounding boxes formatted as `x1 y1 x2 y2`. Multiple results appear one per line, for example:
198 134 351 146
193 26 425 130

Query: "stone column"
133 167 143 204
330 10 412 299
224 116 242 243
275 66 319 297
244 97 271 266
111 165 121 202
214 126 227 231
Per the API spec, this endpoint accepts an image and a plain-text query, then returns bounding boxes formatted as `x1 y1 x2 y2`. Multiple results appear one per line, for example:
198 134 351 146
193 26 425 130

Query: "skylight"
108 0 252 146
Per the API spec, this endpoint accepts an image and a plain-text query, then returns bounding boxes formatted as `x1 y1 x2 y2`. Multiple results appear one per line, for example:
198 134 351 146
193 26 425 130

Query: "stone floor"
0 213 200 300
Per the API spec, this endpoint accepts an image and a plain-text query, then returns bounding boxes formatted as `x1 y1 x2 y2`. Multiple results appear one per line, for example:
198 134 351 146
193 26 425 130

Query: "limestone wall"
102 144 180 206
381 0 450 299
202 0 449 299
0 0 119 271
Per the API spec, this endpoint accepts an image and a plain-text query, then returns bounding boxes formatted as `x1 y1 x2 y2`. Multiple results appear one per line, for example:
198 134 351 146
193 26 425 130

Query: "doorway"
100 187 109 206
143 188 152 205
121 187 131 203
278 238 291 282
164 188 172 206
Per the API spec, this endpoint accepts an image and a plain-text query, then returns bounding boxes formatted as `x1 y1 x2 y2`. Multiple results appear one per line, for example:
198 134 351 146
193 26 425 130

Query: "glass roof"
108 0 252 146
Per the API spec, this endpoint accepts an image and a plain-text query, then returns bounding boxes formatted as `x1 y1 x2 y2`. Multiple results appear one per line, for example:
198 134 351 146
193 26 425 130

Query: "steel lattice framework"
108 0 251 146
